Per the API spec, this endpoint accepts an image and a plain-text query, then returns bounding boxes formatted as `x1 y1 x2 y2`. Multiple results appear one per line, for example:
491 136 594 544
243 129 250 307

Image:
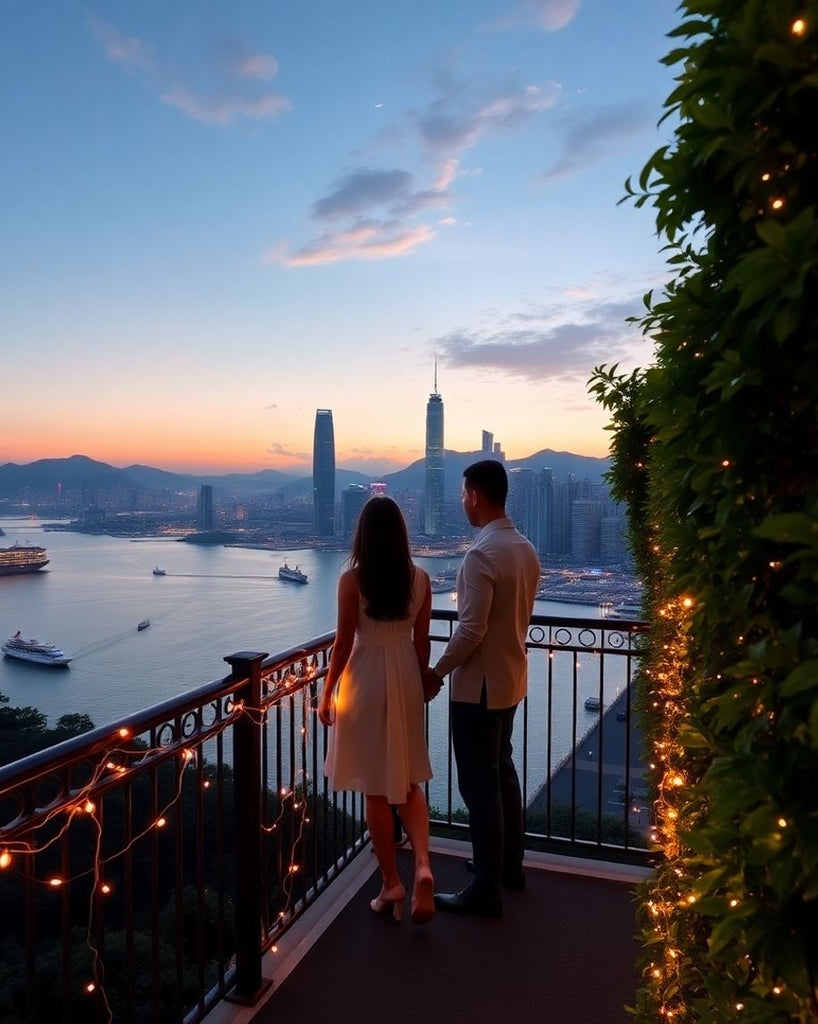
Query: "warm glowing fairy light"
778 817 787 828
730 898 739 908
0 658 320 1024
761 172 771 181
792 18 806 35
771 198 784 210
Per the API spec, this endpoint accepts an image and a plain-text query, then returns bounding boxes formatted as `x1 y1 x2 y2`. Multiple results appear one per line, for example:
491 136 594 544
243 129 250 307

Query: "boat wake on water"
71 626 147 659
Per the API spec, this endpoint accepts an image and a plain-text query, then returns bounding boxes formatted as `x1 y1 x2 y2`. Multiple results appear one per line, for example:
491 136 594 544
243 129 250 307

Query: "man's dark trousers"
451 684 523 897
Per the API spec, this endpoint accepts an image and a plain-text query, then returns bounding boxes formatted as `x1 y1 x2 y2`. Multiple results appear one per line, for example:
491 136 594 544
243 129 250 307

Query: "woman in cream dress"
318 497 434 924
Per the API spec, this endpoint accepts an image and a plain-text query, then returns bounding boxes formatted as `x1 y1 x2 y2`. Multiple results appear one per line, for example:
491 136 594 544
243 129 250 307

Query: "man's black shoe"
434 885 502 918
464 858 526 891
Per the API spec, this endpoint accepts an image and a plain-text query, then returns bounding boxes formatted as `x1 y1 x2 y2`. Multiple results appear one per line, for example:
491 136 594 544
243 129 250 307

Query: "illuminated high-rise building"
424 362 445 535
313 409 336 536
341 484 369 538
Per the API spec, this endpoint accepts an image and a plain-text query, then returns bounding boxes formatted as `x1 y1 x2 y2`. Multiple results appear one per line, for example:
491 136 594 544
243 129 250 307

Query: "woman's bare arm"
412 571 432 672
317 571 358 725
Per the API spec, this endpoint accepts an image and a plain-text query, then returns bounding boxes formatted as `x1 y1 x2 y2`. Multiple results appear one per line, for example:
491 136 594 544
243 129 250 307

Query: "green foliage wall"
592 1 818 1019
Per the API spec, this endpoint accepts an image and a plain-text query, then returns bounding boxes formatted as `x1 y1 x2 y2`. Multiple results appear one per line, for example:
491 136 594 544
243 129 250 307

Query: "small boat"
279 562 308 584
137 619 150 631
584 696 602 712
2 630 71 667
609 602 642 619
152 567 166 576
430 576 455 594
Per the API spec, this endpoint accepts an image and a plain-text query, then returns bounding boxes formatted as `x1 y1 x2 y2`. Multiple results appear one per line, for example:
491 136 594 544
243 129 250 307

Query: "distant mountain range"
0 450 610 501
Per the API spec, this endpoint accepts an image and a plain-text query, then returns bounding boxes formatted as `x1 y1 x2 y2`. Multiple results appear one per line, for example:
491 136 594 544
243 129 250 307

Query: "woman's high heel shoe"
370 883 406 921
411 865 434 925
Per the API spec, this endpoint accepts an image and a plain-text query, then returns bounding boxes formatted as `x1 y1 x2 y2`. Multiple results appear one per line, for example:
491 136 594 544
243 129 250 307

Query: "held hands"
422 667 444 703
317 688 336 726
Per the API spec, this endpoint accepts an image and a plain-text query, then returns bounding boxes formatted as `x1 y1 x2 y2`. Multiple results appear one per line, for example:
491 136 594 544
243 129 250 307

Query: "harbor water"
0 517 632 811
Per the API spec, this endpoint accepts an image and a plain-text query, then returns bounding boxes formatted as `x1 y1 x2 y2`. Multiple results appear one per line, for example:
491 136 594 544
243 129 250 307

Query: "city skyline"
1 1 677 476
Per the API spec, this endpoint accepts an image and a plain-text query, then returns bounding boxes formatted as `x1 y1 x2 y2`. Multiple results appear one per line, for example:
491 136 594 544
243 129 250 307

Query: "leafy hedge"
591 1 818 1019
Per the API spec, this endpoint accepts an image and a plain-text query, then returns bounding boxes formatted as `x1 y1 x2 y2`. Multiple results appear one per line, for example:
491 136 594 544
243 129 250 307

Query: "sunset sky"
1 0 677 476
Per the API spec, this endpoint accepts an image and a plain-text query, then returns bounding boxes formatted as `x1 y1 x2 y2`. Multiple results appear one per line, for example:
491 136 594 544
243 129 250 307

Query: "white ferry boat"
609 602 643 619
279 562 308 584
2 631 71 666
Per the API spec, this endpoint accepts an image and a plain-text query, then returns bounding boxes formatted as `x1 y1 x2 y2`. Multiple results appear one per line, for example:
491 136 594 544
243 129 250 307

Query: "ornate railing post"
224 651 272 1005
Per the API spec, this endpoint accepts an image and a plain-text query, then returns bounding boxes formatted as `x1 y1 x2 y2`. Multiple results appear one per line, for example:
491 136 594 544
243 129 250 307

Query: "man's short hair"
463 459 508 507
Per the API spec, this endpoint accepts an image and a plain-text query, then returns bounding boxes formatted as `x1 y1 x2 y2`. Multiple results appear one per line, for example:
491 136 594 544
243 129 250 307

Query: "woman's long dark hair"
350 496 413 620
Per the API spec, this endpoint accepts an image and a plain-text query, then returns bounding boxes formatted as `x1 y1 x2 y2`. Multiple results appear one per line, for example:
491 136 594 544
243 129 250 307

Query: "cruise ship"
0 545 50 576
2 631 71 666
279 562 308 584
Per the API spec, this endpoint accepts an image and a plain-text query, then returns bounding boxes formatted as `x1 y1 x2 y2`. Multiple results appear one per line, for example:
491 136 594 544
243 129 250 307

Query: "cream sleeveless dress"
324 569 433 804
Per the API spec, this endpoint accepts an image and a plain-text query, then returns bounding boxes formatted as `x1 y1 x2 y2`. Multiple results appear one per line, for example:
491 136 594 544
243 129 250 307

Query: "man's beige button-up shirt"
434 517 540 709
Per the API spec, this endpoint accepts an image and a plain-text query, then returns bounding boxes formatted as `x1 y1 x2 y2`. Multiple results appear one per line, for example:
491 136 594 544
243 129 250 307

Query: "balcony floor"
210 839 650 1024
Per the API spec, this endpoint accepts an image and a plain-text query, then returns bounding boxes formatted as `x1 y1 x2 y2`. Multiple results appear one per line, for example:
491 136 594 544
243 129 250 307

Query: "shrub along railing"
0 610 650 1023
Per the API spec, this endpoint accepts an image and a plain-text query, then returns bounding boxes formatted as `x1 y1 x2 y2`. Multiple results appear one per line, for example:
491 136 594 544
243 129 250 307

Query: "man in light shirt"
426 460 540 917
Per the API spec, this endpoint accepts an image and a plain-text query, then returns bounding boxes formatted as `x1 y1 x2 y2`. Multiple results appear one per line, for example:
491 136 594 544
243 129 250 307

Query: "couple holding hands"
317 460 539 924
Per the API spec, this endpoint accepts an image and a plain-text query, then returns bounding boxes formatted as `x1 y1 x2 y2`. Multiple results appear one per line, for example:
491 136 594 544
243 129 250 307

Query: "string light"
791 18 806 35
0 656 323 1018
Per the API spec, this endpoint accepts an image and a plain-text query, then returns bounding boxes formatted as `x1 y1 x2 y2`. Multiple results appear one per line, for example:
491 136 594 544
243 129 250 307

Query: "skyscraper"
313 409 336 536
341 484 369 538
198 484 213 531
424 363 445 535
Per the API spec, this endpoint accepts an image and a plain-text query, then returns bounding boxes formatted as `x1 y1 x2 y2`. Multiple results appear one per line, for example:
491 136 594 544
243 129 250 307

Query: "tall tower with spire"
313 409 336 536
424 360 445 536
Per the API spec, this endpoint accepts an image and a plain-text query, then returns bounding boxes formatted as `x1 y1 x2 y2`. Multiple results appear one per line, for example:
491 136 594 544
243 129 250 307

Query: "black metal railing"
0 610 649 1023
427 610 651 857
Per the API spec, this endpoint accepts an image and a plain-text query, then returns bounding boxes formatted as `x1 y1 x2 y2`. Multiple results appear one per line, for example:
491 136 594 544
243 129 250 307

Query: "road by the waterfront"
529 691 650 842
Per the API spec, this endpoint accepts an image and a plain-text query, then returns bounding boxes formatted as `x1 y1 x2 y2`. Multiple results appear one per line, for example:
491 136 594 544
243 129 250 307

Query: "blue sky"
0 0 677 475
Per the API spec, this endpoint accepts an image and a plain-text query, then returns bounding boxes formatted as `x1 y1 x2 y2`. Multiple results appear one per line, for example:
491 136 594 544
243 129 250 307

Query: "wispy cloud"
542 101 652 181
268 221 436 268
433 296 644 382
87 15 152 72
233 53 279 81
276 68 559 268
416 81 560 153
266 443 308 459
88 15 289 126
161 86 289 125
485 0 582 33
311 169 414 220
